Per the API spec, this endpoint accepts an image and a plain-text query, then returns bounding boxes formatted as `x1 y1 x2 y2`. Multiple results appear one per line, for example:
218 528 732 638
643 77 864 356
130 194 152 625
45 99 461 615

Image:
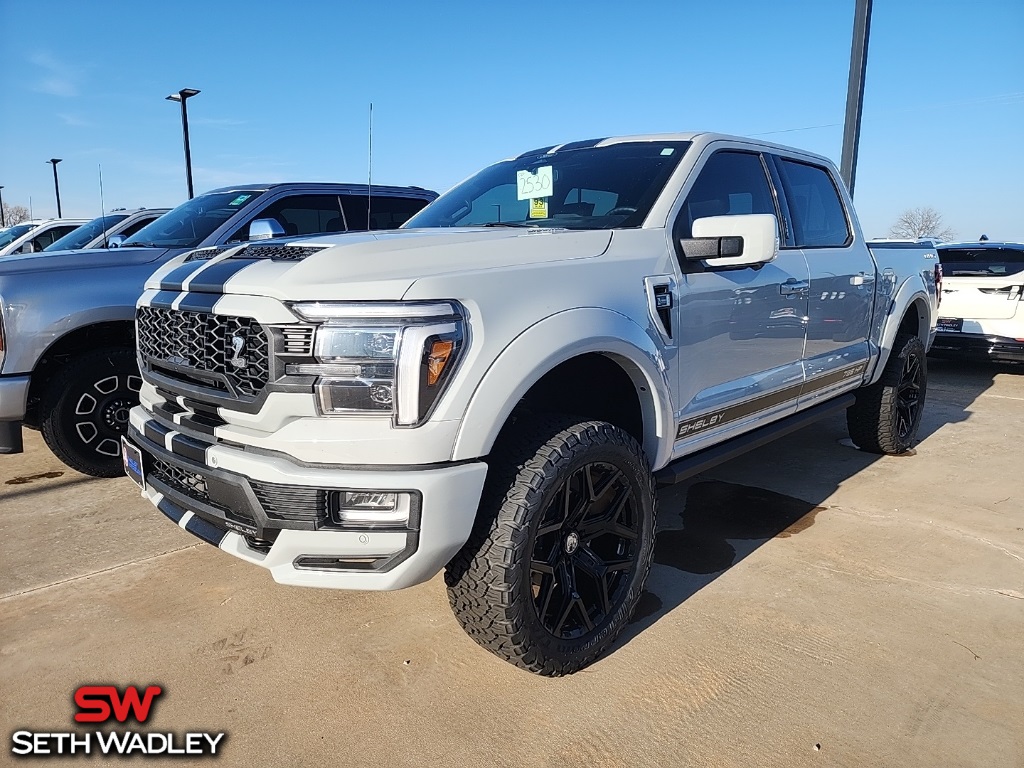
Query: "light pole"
840 0 873 197
0 186 5 227
166 88 201 199
47 159 63 217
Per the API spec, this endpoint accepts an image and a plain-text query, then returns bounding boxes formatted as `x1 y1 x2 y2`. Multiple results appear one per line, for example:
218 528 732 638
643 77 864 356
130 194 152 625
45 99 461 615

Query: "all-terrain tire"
445 415 656 676
847 333 927 454
39 348 143 477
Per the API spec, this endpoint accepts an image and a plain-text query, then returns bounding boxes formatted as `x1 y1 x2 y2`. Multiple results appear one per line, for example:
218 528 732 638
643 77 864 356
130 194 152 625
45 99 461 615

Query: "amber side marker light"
426 340 455 386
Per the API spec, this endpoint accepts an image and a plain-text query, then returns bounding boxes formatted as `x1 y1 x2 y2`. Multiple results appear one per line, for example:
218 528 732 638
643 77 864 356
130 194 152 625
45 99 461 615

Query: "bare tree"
2 203 31 227
889 207 956 242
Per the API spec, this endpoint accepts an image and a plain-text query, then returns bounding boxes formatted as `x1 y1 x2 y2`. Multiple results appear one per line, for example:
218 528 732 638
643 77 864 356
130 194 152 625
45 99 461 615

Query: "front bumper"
0 374 30 453
929 332 1024 363
126 411 488 590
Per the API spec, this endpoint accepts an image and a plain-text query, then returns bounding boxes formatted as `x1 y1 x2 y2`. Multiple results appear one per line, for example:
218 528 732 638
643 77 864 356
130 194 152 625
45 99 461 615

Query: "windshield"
124 190 266 249
939 246 1024 276
404 141 691 230
44 214 129 252
0 224 36 248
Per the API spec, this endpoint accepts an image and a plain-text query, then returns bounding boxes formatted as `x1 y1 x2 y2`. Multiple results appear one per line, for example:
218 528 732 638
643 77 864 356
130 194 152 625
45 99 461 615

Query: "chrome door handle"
780 280 809 296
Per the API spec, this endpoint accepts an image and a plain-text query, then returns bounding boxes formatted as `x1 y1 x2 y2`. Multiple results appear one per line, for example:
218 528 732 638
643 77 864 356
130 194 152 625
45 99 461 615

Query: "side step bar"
654 394 856 487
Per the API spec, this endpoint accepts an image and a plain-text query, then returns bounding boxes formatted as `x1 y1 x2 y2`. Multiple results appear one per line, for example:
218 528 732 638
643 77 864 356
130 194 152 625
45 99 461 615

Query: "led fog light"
331 491 412 527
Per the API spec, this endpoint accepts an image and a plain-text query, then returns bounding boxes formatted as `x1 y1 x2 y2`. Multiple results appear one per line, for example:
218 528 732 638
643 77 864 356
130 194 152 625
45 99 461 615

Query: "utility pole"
840 0 873 197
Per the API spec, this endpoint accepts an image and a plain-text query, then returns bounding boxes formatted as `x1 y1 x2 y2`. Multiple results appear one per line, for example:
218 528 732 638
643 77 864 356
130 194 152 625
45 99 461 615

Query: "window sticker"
660 148 675 156
529 198 549 219
228 194 253 206
517 166 553 201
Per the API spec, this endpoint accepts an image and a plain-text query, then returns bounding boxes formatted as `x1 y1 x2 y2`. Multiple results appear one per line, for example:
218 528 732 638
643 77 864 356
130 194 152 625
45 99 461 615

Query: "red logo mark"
74 685 163 723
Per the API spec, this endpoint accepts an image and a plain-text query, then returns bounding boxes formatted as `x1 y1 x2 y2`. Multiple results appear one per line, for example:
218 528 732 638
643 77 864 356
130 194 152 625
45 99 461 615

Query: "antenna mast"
98 165 108 248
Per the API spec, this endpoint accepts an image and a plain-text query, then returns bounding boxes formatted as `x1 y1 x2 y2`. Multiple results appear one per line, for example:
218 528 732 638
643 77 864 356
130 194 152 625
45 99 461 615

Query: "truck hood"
158 228 613 301
0 246 169 276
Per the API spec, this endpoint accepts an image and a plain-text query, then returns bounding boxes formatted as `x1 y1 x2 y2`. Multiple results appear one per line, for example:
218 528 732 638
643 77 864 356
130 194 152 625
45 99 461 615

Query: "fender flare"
451 307 675 469
870 278 932 386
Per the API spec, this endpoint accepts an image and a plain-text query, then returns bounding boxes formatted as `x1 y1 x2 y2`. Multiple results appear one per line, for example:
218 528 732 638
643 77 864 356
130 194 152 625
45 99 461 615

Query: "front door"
670 148 808 455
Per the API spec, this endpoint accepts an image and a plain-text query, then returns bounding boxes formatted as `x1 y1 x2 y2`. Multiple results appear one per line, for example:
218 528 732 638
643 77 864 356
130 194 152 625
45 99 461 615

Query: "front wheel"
39 348 143 477
847 333 927 454
445 416 656 676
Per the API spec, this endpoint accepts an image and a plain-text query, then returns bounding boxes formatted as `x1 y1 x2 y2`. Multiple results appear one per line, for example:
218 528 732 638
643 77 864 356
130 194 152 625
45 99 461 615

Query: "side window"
341 195 431 231
228 194 344 241
676 151 777 239
119 216 160 239
32 226 77 250
777 159 850 247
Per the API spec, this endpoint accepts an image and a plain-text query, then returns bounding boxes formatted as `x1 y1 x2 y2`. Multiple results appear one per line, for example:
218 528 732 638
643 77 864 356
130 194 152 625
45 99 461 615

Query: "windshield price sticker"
517 166 553 201
529 198 548 219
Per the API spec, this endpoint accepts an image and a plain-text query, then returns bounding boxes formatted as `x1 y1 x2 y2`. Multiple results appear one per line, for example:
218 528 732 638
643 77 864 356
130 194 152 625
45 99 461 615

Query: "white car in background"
930 241 1024 363
0 218 90 256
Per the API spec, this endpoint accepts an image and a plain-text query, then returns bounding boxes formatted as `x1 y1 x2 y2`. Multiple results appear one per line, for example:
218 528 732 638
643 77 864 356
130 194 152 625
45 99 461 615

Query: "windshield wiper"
479 222 535 228
122 241 159 248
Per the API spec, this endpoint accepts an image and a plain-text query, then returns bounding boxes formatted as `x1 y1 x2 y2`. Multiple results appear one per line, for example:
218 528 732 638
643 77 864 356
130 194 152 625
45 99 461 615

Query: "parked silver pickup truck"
0 183 437 475
125 133 939 675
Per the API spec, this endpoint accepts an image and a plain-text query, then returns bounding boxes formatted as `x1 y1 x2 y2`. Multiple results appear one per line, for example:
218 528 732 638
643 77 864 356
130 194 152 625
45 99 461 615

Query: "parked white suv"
930 241 1024 363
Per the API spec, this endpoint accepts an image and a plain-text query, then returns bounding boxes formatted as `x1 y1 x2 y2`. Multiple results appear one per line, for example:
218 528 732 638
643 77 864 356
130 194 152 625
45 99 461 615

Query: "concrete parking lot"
1 360 1022 767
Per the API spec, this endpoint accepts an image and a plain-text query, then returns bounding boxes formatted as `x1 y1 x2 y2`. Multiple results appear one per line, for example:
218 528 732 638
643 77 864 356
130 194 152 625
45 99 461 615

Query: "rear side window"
938 247 1024 276
777 159 850 248
119 215 162 239
676 151 777 239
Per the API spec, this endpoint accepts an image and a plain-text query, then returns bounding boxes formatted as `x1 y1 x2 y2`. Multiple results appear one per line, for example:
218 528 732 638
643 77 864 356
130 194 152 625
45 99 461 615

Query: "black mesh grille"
184 246 231 262
251 481 328 524
137 307 270 398
231 244 323 261
150 456 212 504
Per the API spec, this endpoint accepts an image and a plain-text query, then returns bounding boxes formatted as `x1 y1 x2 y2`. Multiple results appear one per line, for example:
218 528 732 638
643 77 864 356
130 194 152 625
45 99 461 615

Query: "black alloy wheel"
895 348 924 440
529 462 640 640
446 416 656 676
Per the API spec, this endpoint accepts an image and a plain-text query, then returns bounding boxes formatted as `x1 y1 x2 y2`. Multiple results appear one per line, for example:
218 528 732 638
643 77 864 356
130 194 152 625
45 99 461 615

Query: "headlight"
288 302 465 426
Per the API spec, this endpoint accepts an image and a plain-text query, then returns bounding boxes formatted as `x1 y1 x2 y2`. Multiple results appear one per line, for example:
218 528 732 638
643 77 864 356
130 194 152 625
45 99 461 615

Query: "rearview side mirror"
680 213 778 268
248 218 286 241
106 234 126 248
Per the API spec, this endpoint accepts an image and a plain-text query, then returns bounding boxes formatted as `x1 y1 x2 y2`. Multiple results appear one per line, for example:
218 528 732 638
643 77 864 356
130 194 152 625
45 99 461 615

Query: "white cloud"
29 52 81 98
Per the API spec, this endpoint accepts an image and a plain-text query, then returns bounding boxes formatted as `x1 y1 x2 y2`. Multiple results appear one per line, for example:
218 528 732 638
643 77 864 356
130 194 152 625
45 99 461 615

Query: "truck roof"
200 182 436 198
511 132 837 167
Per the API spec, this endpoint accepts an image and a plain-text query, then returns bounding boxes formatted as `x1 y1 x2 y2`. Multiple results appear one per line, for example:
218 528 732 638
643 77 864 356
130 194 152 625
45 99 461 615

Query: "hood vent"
231 244 325 261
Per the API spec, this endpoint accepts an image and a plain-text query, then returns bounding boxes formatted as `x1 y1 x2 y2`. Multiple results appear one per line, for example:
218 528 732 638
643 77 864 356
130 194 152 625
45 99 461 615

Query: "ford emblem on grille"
230 333 248 368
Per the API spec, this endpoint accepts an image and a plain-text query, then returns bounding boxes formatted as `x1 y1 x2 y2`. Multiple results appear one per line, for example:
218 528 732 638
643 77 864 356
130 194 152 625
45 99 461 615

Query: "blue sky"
1 0 1021 241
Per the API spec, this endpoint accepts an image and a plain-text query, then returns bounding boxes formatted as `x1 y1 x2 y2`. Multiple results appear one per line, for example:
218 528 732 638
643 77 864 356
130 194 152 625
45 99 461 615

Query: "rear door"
670 146 809 453
772 156 874 403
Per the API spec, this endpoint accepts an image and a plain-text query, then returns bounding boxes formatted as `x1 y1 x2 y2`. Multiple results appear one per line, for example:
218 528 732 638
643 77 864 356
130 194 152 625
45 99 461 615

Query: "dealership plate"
937 317 963 333
122 437 145 489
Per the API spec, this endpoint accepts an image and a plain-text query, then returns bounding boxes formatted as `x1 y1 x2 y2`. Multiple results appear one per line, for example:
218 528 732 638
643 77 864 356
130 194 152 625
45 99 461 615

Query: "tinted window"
405 141 691 230
32 225 80 250
938 247 1024 276
0 224 35 248
677 151 777 238
45 214 129 251
343 195 432 230
119 215 162 239
230 194 345 241
778 159 850 247
125 190 266 249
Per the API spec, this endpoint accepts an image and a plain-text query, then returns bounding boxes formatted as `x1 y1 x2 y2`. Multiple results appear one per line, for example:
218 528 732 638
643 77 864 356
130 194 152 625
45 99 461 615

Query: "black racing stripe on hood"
147 291 181 310
159 260 213 292
175 292 219 313
185 257 257 293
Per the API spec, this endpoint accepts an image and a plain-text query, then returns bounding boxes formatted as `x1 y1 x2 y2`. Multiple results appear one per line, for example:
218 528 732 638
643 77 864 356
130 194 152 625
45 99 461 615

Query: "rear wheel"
847 333 927 454
39 348 142 477
445 416 656 676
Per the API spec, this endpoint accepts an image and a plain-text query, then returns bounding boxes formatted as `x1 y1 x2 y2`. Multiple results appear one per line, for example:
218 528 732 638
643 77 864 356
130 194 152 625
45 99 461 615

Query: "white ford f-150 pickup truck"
125 133 939 675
